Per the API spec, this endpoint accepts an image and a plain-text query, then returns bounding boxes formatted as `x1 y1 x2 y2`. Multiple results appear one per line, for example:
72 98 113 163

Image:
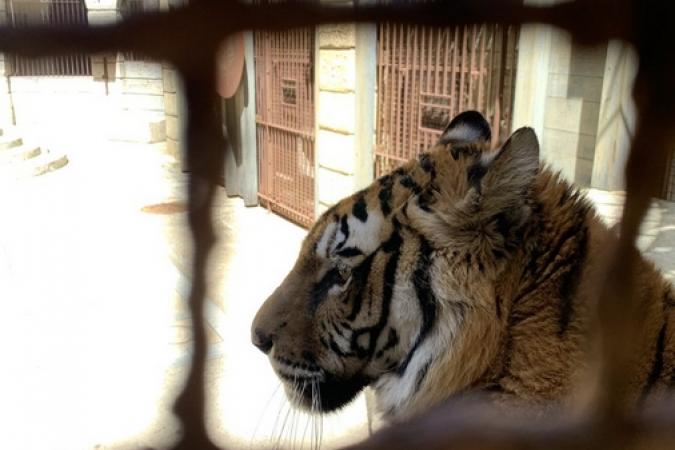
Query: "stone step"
0 148 69 180
0 134 23 151
0 143 42 165
31 151 69 177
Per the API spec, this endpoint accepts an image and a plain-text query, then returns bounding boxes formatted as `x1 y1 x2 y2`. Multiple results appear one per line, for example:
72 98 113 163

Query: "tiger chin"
252 110 675 422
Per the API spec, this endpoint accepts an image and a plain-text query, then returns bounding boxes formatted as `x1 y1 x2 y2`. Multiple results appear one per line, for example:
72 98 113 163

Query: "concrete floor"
0 139 673 450
0 139 368 450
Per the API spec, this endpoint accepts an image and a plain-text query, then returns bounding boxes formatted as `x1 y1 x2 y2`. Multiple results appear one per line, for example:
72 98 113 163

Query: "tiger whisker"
275 383 296 450
318 382 323 450
312 379 318 450
250 382 282 450
300 389 311 450
290 380 301 450
269 398 283 447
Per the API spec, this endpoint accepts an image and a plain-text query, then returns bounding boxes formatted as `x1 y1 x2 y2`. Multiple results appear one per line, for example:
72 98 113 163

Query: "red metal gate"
376 24 519 176
254 28 315 227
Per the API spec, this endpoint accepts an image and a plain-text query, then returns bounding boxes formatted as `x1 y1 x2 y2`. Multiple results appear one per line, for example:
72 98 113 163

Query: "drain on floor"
141 201 188 214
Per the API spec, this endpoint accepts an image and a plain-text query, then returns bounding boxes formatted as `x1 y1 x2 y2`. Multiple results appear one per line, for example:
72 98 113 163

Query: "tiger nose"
252 328 274 354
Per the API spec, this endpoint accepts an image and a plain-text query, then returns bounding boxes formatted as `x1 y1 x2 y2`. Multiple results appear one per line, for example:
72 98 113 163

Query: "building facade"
1 0 671 229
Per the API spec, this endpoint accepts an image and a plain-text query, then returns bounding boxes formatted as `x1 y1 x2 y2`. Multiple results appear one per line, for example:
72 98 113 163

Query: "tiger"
251 110 675 422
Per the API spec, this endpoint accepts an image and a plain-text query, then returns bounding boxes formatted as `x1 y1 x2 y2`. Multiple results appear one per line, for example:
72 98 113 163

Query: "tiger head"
251 111 540 420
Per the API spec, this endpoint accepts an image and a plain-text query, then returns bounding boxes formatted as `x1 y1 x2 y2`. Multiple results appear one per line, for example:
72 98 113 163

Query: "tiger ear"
406 127 539 250
474 126 539 209
439 110 491 158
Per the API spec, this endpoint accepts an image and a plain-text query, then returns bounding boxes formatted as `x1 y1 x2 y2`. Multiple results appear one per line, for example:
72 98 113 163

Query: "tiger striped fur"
251 111 675 422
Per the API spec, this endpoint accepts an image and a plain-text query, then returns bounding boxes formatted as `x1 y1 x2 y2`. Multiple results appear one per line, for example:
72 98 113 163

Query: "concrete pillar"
591 41 638 191
511 0 555 141
315 19 376 214
511 23 552 142
163 64 183 161
162 0 187 161
512 0 608 187
354 22 377 191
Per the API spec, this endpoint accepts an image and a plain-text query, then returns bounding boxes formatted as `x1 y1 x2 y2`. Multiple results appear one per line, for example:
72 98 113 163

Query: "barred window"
7 0 91 76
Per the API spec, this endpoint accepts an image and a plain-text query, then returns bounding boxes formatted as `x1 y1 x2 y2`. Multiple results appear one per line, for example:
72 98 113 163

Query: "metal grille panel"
376 23 519 176
7 0 91 76
255 28 315 227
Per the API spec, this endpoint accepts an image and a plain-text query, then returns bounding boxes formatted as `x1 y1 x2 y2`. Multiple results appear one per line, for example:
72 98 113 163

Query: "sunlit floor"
0 140 369 450
1 138 673 450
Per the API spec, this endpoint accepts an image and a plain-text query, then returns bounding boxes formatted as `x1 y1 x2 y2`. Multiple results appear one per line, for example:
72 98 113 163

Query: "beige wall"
513 21 608 186
591 41 638 191
316 24 359 214
315 21 376 214
163 65 181 160
513 0 610 187
542 30 606 186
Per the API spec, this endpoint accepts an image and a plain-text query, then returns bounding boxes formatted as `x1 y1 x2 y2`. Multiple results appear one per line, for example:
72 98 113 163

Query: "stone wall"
316 23 358 213
161 0 187 162
315 22 376 214
162 64 182 162
512 0 609 188
541 31 606 186
591 41 638 192
114 59 167 142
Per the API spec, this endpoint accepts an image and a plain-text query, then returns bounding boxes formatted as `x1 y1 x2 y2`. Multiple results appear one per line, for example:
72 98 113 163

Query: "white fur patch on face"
315 211 385 262
372 260 464 420
315 221 338 259
342 213 383 256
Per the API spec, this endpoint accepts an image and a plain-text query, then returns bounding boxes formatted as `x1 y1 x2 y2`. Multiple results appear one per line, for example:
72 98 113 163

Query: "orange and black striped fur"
251 111 675 421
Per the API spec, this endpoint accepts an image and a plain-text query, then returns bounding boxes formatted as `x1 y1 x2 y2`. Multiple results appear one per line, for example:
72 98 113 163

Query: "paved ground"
0 139 673 450
0 139 368 450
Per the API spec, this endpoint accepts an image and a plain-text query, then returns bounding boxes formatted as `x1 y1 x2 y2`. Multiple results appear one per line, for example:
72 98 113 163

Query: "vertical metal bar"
389 23 397 161
484 25 494 131
401 25 410 162
477 24 487 112
434 26 441 96
468 24 477 110
383 23 391 173
459 25 468 113
450 27 459 119
410 24 418 160
425 26 433 150
393 23 402 161
377 23 382 177
442 27 449 95
491 26 504 146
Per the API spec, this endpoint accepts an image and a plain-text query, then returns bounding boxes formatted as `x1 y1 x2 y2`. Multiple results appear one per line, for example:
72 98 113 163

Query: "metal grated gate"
7 0 91 76
375 23 519 176
254 28 315 227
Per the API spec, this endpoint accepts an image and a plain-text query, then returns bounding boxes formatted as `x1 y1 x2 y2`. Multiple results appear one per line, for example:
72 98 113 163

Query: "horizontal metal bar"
255 119 314 141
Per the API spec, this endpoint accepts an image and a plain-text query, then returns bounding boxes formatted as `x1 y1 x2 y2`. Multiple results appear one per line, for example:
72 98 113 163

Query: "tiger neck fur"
371 167 673 422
